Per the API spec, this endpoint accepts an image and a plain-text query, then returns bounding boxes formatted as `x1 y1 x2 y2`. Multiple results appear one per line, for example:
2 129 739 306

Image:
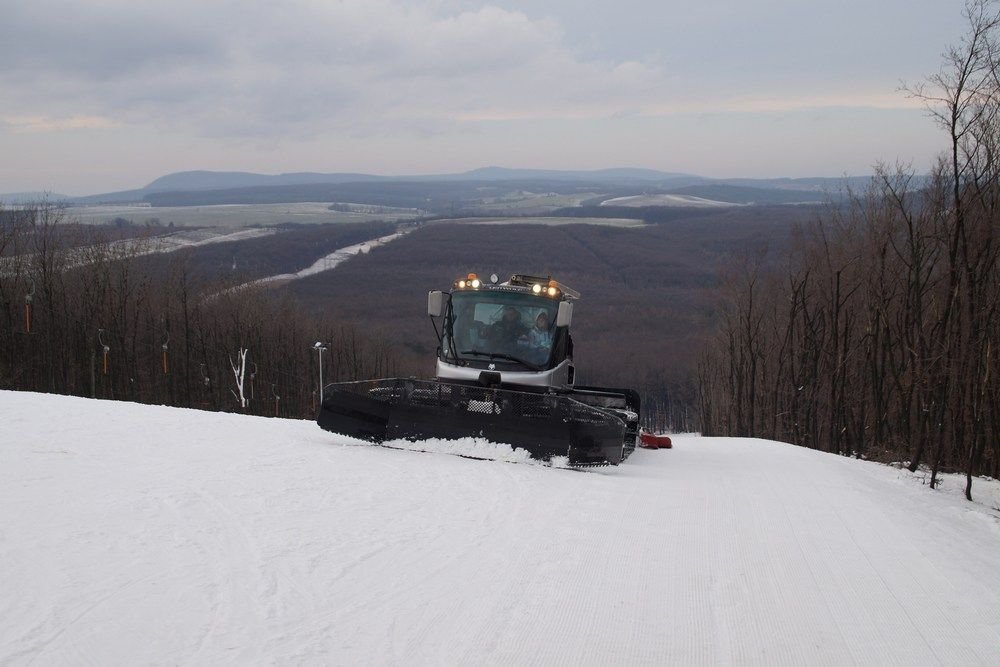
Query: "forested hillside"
284 207 810 429
698 3 1000 496
0 211 400 418
2 198 812 431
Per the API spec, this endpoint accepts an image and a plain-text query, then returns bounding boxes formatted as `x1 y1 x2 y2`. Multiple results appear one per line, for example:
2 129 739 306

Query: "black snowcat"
317 273 640 465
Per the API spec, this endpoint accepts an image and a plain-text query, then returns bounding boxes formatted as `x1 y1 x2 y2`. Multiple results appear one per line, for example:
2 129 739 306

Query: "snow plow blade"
639 432 673 449
318 378 630 465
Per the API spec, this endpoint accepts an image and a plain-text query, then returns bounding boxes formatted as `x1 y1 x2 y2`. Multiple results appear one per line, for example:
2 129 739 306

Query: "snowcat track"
318 378 629 466
569 385 641 463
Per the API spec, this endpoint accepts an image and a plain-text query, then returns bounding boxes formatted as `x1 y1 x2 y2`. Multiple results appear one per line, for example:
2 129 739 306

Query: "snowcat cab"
318 272 640 466
432 273 577 390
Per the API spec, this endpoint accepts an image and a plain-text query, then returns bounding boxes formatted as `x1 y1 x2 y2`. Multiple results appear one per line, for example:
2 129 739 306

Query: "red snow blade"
639 432 672 449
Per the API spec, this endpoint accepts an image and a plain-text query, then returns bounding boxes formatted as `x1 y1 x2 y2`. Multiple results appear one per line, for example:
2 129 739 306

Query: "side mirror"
556 301 573 327
427 290 447 317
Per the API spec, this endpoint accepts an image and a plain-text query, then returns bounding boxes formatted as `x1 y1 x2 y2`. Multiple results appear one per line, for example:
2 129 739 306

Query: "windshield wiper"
460 349 544 372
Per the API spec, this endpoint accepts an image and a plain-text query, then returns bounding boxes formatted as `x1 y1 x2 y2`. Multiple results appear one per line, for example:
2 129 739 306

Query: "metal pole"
314 342 327 405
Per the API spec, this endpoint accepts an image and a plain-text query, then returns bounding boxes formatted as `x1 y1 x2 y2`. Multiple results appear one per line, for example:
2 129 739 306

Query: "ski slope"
2 391 999 665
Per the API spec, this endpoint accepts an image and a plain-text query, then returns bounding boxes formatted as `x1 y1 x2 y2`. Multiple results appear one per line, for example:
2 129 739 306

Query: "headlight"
547 287 558 297
532 284 542 294
471 279 481 288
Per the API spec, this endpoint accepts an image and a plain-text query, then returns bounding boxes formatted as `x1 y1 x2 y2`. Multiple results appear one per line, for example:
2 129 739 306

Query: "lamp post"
313 341 328 405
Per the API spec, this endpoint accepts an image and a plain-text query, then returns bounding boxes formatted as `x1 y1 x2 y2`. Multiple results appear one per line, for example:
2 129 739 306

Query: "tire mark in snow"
5 442 221 665
18 567 194 666
712 469 839 666
256 448 529 663
776 495 854 664
171 483 273 662
440 469 626 665
384 454 529 663
835 499 998 663
775 454 964 666
837 509 945 664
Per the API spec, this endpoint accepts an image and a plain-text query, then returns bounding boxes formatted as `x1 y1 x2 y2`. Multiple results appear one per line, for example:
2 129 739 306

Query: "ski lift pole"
271 383 280 417
161 331 170 375
313 341 328 406
98 329 110 375
24 278 35 334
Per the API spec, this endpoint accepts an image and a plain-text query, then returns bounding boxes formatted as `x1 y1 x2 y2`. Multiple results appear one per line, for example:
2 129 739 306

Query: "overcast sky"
1 0 968 195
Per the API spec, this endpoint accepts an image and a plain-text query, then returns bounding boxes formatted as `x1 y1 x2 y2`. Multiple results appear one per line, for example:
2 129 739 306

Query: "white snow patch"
892 465 1000 515
600 193 742 208
147 226 278 250
0 227 278 276
547 455 571 468
232 227 413 289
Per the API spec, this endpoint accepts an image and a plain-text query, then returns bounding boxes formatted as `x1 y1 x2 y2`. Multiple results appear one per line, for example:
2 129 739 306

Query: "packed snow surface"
2 391 1000 665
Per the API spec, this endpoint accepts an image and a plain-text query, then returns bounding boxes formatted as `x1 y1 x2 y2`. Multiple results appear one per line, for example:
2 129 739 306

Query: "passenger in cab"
528 311 553 362
529 311 552 348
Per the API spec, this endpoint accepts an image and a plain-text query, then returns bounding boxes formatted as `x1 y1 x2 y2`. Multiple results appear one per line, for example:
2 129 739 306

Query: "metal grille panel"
326 378 623 429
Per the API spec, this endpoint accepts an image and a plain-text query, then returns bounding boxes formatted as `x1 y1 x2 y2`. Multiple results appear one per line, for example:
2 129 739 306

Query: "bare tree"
700 1 1000 498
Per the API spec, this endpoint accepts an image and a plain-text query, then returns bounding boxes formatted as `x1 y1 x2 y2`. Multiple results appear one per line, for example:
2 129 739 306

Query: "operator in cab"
492 306 528 348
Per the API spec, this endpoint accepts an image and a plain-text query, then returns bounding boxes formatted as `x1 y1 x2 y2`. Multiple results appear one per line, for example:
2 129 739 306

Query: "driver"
492 306 528 347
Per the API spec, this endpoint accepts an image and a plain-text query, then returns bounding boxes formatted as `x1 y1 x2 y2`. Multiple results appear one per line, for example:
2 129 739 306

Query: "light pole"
313 341 328 405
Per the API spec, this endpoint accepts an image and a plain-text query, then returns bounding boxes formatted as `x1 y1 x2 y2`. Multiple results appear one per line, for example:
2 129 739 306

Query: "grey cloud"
4 0 949 146
1 1 224 80
2 0 671 139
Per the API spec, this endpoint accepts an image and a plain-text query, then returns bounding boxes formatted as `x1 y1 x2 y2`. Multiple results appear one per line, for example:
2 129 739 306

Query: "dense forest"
1 199 806 432
698 1 1000 498
0 213 400 418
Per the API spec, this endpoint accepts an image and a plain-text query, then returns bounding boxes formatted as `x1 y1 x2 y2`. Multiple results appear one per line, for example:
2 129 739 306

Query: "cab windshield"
444 290 557 368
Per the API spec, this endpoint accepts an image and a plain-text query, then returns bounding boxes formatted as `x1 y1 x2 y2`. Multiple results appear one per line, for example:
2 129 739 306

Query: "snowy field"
600 194 741 208
2 391 1000 665
437 216 645 227
64 203 422 228
0 228 277 277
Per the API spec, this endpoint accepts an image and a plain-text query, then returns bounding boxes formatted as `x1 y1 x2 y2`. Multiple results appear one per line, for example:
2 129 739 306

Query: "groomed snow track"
2 391 1000 664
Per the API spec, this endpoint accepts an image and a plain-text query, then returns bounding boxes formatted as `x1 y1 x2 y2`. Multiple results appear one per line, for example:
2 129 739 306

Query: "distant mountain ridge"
144 170 388 192
4 167 876 206
141 167 701 193
454 166 696 182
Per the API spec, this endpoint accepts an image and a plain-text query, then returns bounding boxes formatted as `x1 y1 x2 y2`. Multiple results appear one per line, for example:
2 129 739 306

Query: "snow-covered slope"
2 391 999 664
